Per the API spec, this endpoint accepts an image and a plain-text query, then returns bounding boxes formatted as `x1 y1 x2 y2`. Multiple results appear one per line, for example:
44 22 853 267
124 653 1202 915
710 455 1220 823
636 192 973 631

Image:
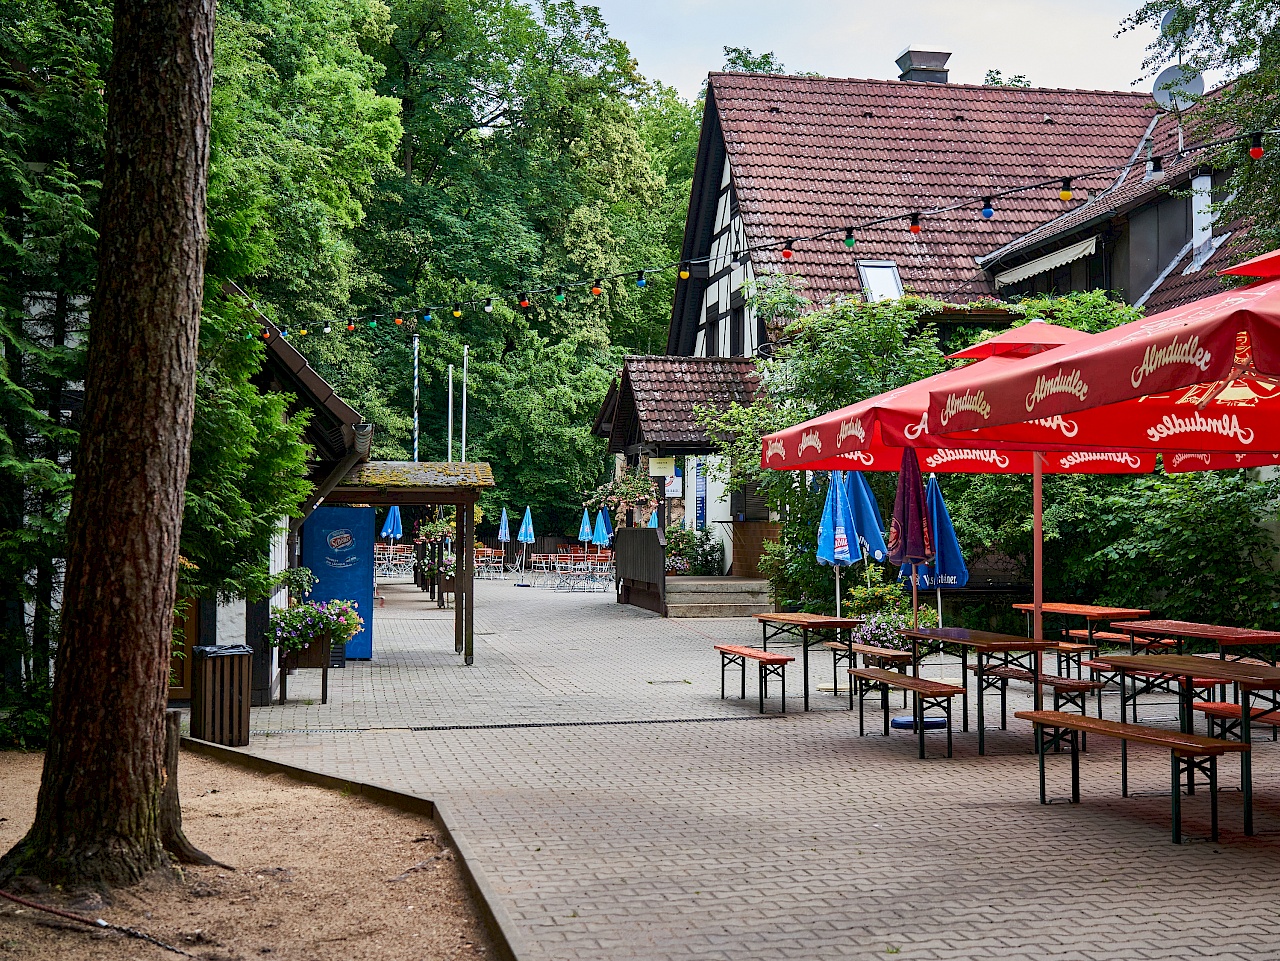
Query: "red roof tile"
708 72 1160 301
608 356 760 452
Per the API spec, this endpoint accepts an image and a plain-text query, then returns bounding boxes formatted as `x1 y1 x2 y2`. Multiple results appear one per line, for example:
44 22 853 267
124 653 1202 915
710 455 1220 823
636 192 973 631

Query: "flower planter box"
280 631 331 703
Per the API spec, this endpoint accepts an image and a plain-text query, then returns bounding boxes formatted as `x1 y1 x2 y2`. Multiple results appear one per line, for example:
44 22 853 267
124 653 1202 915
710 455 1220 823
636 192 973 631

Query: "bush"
0 682 52 751
665 524 725 576
843 565 939 648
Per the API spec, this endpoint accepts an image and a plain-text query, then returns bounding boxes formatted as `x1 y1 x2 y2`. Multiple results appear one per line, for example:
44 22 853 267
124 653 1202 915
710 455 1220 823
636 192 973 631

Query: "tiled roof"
608 356 760 452
1142 228 1258 314
709 72 1161 301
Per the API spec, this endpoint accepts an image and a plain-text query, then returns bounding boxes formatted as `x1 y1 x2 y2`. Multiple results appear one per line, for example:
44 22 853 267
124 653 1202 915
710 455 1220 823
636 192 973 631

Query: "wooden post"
464 498 476 665
454 506 465 654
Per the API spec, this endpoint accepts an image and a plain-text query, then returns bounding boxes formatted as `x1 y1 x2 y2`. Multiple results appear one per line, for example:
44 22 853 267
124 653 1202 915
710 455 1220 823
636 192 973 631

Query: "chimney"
896 49 951 83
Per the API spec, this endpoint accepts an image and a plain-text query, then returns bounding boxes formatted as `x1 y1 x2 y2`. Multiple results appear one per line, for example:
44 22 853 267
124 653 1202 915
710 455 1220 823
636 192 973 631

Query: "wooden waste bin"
190 645 252 746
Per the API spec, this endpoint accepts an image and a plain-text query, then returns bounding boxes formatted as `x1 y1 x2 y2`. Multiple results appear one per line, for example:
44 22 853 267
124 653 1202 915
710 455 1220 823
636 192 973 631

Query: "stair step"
666 592 771 605
667 602 774 618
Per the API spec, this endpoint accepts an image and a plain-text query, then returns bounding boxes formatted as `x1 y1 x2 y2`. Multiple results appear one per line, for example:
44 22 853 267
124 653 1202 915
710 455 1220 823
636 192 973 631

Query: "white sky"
591 0 1170 99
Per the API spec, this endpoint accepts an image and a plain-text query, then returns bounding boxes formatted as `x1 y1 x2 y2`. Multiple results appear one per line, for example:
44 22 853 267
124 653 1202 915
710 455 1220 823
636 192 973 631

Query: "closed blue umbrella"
514 507 535 587
381 505 403 544
578 508 593 543
593 511 611 546
603 510 614 541
497 508 510 543
846 472 888 576
899 475 968 626
816 471 856 615
647 511 659 528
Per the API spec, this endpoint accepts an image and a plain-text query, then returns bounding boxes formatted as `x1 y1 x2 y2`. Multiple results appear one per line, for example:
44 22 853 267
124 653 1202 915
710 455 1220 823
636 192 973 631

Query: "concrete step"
666 601 774 618
664 576 770 594
666 591 772 607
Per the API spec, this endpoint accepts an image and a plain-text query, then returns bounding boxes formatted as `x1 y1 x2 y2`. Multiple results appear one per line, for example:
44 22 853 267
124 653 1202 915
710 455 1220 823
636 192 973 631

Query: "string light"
679 262 690 279
1150 154 1163 174
452 303 462 317
519 293 530 308
280 328 289 338
394 316 404 325
1251 132 1265 160
554 286 566 303
636 270 646 288
368 319 377 327
299 328 308 336
347 322 355 331
909 213 921 234
423 312 432 322
781 240 794 259
483 297 493 313
1059 178 1073 201
262 330 271 339
981 198 995 219
323 323 332 333
591 280 603 296
843 227 856 248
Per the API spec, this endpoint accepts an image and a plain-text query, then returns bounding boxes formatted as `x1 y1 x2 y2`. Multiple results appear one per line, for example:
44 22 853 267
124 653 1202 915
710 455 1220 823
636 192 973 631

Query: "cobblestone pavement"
240 578 1280 960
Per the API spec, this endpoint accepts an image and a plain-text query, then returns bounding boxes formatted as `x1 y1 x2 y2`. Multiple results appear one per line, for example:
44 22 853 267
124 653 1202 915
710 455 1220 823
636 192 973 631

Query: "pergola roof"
320 460 495 506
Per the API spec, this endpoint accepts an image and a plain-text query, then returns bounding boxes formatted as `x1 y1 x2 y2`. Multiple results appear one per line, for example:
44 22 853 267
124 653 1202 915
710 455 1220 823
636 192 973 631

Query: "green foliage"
584 465 660 521
983 69 1030 87
269 598 365 653
0 681 51 750
721 46 787 74
664 523 724 576
1081 470 1280 627
1123 0 1280 251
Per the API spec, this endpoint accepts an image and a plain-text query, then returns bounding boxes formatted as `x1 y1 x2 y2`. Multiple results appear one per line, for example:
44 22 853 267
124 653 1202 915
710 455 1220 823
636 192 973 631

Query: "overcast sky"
590 0 1171 99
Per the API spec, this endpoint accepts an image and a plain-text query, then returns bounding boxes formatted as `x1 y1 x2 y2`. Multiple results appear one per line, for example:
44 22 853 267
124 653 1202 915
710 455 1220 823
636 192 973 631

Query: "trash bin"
190 645 253 746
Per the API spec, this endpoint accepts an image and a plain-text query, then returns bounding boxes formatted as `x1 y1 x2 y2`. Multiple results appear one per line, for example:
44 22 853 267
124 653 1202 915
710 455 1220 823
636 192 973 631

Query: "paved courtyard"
238 578 1280 960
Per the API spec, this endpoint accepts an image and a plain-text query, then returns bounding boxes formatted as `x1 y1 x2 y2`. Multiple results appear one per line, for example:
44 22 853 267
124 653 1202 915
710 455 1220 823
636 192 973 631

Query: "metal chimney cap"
895 49 952 73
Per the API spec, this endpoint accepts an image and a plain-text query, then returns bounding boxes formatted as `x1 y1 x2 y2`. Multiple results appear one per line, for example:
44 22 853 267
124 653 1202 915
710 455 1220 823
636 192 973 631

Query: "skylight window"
857 261 904 302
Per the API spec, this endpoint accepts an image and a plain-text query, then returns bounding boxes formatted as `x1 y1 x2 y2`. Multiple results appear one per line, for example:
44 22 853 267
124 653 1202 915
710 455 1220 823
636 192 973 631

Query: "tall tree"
0 0 215 888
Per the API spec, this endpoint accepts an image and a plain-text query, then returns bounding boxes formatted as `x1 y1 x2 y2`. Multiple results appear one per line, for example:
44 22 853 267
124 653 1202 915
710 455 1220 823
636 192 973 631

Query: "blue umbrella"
497 508 510 543
578 508 593 543
898 475 968 626
593 511 611 546
816 471 856 615
380 505 403 544
647 511 659 528
514 507 535 587
602 510 614 541
846 471 889 570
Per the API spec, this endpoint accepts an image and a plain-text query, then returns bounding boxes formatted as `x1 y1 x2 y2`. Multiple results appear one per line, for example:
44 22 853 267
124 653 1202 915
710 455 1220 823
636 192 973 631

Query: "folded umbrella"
514 507 535 587
497 508 510 543
578 508 593 544
816 471 856 615
593 511 611 546
887 449 935 627
846 471 888 586
647 511 659 528
380 505 403 544
899 475 968 625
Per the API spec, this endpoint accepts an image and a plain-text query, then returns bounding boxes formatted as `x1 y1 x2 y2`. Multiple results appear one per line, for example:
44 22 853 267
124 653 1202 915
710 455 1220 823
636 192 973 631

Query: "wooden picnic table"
898 627 1058 755
1091 653 1280 835
754 612 864 711
1012 602 1150 642
1109 620 1280 661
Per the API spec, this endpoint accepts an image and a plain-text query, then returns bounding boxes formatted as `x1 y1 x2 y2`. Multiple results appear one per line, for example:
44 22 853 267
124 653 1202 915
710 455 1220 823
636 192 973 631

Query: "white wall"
693 158 760 358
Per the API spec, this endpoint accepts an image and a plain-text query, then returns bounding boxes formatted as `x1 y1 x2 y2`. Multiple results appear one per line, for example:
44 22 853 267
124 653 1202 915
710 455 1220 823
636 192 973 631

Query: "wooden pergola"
316 460 495 664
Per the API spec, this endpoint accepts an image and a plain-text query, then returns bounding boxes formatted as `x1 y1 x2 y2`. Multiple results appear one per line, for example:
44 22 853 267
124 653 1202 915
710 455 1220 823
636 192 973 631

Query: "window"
730 306 745 356
704 305 719 357
856 260 904 302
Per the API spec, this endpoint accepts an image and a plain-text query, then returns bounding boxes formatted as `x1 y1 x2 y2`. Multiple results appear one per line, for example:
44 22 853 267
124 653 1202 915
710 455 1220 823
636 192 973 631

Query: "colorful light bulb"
591 280 603 296
452 303 462 317
781 241 794 260
1250 132 1265 160
909 213 921 234
395 316 404 325
1059 178 1073 202
981 198 994 219
679 262 690 280
636 270 646 288
554 286 566 303
483 297 493 313
519 294 530 309
844 227 856 248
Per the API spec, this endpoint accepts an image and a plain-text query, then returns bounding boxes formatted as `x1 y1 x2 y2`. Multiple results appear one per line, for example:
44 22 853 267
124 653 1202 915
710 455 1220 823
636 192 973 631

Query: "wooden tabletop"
1109 620 1280 647
802 616 865 629
754 612 830 626
1012 602 1150 620
898 626 1058 652
1092 654 1280 688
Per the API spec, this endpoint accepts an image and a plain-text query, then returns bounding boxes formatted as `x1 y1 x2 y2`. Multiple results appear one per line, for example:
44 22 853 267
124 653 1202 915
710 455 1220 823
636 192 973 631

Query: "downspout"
287 423 374 567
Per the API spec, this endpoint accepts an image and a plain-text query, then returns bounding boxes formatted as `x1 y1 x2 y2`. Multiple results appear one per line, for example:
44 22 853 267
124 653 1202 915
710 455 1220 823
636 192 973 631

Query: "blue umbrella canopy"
517 507 535 544
592 511 611 546
903 476 969 591
497 508 510 543
380 505 403 541
602 511 614 538
816 472 855 567
578 508 593 542
846 472 888 563
647 511 659 528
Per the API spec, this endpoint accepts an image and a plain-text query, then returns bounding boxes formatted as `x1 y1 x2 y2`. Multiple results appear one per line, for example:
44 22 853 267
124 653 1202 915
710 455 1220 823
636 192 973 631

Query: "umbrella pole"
1033 452 1044 711
911 564 919 628
835 566 841 618
936 586 943 627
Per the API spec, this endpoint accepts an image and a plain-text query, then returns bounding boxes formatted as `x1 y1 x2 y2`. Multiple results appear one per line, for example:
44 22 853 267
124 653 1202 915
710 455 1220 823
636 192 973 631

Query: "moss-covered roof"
339 460 494 489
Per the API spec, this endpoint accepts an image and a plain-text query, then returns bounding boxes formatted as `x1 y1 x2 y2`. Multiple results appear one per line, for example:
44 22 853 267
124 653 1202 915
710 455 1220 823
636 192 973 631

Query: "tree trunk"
0 0 215 890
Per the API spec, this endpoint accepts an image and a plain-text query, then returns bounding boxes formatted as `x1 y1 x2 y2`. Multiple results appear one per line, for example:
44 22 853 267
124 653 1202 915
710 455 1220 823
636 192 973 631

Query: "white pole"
835 566 842 618
936 587 943 627
447 363 454 462
468 342 473 463
412 333 420 462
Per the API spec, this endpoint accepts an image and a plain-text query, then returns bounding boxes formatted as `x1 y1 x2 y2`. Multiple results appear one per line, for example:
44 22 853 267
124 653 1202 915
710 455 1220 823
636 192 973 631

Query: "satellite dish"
1159 9 1181 37
1153 64 1204 111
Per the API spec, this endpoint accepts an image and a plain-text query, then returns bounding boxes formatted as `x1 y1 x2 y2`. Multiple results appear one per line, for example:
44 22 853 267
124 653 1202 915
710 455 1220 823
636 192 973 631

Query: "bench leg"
881 682 889 736
915 691 925 760
1070 729 1080 803
1122 740 1129 798
1000 678 1008 730
1210 755 1219 842
721 652 727 699
741 655 747 700
1170 751 1182 844
1038 725 1047 803
946 697 953 759
858 678 865 736
759 661 766 713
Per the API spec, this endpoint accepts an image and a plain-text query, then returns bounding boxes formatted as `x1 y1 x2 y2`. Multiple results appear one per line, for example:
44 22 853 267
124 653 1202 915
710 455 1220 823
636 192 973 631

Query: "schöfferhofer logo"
327 528 355 551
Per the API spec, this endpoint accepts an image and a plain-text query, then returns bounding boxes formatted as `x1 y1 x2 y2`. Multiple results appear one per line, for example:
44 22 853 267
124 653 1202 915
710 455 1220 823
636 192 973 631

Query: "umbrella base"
890 715 948 731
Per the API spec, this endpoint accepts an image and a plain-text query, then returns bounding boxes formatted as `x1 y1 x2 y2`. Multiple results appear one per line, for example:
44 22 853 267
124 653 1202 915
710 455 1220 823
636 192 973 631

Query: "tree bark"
0 0 215 889
158 709 230 869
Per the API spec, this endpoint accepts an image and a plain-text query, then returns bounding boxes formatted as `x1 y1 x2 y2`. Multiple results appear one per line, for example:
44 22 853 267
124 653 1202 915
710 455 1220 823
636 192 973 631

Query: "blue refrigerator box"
301 505 375 659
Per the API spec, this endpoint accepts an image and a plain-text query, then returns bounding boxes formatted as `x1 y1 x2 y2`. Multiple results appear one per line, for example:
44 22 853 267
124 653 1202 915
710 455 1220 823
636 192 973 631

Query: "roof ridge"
708 71 1155 99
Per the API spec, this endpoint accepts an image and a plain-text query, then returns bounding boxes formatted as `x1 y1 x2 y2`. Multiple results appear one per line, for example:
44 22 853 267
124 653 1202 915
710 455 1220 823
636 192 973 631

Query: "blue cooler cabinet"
301 506 376 659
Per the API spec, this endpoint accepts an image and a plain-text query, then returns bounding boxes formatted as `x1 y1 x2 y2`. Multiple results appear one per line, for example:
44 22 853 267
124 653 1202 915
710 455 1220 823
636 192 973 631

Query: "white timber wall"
693 159 760 359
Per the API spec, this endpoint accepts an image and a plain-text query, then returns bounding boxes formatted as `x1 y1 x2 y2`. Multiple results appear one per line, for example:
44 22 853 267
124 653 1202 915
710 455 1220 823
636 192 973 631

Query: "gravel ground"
0 750 494 961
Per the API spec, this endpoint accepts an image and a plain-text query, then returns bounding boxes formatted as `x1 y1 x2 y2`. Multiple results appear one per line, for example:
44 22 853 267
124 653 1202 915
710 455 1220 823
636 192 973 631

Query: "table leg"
1033 648 1043 712
961 647 969 732
1242 686 1254 836
912 638 920 678
977 651 986 756
802 627 810 712
1181 678 1195 796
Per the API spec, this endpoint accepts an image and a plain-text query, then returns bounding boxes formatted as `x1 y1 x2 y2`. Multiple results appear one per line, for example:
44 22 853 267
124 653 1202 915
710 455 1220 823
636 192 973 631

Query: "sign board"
301 505 375 659
665 465 683 498
695 460 707 530
648 456 676 477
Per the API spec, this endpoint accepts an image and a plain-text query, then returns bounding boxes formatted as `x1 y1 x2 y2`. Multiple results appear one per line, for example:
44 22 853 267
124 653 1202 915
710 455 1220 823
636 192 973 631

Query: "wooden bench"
967 665 1103 731
848 667 965 759
1194 701 1280 741
1015 710 1249 843
715 644 794 714
823 641 912 708
1084 660 1221 723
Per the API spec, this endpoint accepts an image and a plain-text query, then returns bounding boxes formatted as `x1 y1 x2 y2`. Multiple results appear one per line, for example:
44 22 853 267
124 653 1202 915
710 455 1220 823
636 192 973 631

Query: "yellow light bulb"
1059 188 1073 201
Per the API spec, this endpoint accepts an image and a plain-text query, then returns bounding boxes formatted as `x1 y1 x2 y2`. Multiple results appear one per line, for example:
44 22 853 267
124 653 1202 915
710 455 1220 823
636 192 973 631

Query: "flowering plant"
416 517 453 542
846 608 937 651
268 599 363 654
583 468 659 521
422 553 457 578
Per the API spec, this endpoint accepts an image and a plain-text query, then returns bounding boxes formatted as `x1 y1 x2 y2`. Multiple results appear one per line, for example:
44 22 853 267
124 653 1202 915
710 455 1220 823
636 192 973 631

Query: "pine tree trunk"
0 0 215 889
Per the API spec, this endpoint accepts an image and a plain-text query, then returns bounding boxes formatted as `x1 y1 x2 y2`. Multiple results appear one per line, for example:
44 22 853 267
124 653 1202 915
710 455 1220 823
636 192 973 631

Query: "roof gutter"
290 423 374 536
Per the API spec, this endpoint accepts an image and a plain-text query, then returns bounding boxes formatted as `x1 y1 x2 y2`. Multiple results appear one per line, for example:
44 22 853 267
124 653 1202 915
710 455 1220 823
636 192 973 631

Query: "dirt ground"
0 750 494 960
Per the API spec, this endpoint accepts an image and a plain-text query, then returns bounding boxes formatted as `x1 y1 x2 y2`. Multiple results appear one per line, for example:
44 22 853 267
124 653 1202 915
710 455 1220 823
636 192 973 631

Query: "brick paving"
239 578 1280 960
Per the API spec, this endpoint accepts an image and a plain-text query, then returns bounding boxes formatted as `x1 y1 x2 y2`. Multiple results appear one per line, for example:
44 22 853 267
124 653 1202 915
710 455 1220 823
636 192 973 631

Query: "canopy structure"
317 460 494 664
927 272 1280 456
